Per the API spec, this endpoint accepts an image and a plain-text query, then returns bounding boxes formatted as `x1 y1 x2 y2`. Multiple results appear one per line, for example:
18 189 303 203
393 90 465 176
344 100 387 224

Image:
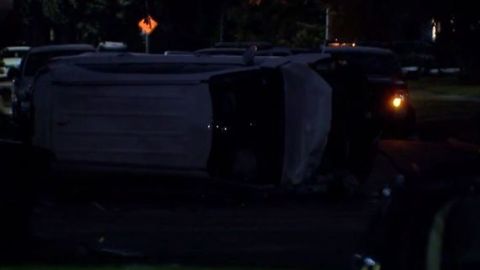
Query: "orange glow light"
138 15 158 35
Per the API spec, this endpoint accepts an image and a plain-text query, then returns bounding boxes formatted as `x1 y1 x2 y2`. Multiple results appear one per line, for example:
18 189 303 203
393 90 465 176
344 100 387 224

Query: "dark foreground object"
363 141 480 270
0 142 38 261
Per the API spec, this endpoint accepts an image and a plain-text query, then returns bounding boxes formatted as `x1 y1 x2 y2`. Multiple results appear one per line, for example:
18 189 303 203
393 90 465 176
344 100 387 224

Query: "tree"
13 0 328 50
0 0 27 47
18 0 145 46
223 0 326 48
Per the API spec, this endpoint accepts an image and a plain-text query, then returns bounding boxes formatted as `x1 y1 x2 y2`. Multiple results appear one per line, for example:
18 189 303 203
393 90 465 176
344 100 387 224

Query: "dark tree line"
3 0 480 78
2 0 327 50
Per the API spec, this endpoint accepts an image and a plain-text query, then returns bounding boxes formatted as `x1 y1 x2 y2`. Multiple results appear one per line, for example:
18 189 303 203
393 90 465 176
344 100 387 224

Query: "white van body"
32 53 331 185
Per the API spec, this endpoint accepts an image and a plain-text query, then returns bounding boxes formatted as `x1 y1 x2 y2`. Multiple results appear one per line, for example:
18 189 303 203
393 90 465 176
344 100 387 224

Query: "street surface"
27 139 479 269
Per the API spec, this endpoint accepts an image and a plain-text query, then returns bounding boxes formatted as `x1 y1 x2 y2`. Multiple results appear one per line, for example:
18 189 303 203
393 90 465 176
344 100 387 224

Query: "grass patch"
409 77 480 142
411 98 480 121
408 78 480 122
409 77 480 98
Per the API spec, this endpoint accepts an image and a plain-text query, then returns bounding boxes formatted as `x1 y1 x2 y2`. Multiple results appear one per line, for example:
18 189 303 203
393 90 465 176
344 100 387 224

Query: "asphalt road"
31 194 381 269
0 142 399 269
25 139 479 270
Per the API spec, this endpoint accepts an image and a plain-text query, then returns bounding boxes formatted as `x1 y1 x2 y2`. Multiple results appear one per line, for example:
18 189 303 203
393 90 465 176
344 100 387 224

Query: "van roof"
29 44 95 54
51 52 330 67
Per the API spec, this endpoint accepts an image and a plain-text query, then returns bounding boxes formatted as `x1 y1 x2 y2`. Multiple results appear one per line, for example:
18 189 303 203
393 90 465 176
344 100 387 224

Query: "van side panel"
33 73 212 172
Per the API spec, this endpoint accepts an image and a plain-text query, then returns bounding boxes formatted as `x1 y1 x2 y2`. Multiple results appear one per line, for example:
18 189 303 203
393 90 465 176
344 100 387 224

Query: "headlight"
390 92 406 110
392 96 403 108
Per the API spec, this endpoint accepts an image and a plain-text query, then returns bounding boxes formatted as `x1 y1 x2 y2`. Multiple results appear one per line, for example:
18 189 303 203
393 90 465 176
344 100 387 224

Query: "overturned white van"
31 53 332 186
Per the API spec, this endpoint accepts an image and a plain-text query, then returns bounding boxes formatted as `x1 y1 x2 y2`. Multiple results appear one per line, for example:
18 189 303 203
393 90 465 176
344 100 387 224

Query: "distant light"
329 42 356 48
432 19 438 42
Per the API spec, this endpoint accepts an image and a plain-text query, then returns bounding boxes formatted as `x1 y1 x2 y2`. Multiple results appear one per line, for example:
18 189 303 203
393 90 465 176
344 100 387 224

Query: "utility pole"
325 7 331 41
219 9 225 42
145 34 150 53
145 0 150 53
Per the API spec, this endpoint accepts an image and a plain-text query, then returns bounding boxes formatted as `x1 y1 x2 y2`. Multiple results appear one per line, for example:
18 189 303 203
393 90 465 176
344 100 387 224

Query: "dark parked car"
196 45 416 136
391 41 436 76
323 46 416 137
10 44 96 125
0 46 30 80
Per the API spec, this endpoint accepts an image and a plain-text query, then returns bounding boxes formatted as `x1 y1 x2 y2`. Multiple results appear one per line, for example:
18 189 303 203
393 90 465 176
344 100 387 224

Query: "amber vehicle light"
391 94 405 109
